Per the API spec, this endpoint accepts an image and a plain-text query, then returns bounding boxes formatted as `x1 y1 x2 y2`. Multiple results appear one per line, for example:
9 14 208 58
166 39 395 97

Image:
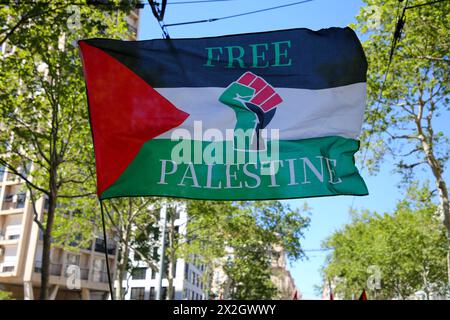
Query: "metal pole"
155 204 167 300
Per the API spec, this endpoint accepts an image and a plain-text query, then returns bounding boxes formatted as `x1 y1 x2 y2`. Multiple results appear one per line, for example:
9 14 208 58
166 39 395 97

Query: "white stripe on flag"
154 82 366 141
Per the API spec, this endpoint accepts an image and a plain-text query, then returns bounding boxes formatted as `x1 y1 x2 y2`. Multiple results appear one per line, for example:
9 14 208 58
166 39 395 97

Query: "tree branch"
58 192 96 198
25 182 45 232
0 158 50 196
8 115 50 165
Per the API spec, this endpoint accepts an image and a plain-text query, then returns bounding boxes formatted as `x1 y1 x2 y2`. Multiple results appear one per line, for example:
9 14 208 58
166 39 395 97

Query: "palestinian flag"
79 27 368 200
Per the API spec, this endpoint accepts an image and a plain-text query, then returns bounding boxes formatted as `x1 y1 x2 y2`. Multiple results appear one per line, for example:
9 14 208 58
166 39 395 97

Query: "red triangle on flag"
359 289 367 300
79 41 189 196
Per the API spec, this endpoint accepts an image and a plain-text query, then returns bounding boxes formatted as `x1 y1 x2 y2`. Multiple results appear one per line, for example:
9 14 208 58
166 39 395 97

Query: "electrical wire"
149 0 166 20
148 0 170 38
0 0 235 7
165 0 314 27
164 0 235 4
350 0 409 211
351 0 448 212
354 0 449 185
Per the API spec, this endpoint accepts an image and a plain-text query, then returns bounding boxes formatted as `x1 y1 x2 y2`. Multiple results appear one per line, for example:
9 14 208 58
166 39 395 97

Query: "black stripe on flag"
82 27 367 89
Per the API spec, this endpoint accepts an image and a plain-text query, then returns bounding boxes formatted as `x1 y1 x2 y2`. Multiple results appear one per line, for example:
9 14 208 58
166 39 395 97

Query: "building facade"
209 245 299 300
122 207 209 300
0 166 117 299
0 9 140 300
270 244 299 300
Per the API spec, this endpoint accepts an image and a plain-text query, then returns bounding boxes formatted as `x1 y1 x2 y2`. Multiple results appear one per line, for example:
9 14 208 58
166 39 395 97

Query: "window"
161 287 167 300
16 193 26 209
184 264 189 280
131 267 147 280
94 238 105 253
151 269 156 279
2 266 14 273
133 250 141 262
67 253 80 266
130 287 145 300
194 273 198 287
92 258 106 282
149 287 156 300
152 247 159 260
8 234 20 240
163 259 169 278
174 209 180 220
153 229 160 241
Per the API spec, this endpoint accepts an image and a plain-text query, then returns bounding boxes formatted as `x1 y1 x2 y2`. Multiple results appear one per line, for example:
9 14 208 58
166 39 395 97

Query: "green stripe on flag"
100 136 368 200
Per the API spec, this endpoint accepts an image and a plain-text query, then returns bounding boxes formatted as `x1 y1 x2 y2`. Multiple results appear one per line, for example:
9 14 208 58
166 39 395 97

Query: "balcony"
50 263 62 276
94 238 116 255
7 234 19 241
80 268 89 280
64 265 89 281
99 271 110 283
1 193 26 211
92 270 110 283
1 265 15 273
34 261 62 276
0 232 19 242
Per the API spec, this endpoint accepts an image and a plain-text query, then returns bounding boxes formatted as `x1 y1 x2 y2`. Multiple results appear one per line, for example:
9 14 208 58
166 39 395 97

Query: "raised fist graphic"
219 72 283 150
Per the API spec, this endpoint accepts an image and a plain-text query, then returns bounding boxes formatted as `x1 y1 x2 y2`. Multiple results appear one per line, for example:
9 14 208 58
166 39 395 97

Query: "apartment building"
126 7 140 40
122 206 209 300
0 8 140 300
210 244 299 300
270 244 299 300
0 166 118 299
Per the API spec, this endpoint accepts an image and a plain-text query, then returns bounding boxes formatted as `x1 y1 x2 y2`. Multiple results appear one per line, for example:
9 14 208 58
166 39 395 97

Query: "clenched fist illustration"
219 72 283 150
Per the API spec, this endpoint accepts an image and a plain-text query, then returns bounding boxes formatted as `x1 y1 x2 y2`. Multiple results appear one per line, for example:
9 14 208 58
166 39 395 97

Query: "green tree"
102 197 161 300
322 184 448 300
0 1 135 299
354 1 450 281
182 200 310 299
0 290 14 300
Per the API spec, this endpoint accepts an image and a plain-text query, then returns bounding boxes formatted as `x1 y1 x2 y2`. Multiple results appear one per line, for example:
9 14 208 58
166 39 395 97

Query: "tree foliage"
102 197 161 300
0 1 135 299
355 0 450 173
322 184 448 300
354 0 450 285
0 290 14 300
182 200 310 299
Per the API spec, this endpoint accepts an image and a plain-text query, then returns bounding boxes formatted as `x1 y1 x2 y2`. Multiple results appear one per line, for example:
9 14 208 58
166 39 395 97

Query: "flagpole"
155 203 167 300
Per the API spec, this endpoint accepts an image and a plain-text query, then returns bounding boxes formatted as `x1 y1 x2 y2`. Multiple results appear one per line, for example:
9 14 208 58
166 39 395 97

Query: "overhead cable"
165 0 314 27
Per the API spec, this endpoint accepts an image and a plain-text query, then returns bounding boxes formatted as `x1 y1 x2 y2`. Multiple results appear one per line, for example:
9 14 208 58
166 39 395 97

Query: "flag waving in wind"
79 27 368 200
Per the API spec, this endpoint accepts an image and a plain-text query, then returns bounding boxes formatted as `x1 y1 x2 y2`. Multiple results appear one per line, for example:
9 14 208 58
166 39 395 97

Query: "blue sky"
137 0 449 299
